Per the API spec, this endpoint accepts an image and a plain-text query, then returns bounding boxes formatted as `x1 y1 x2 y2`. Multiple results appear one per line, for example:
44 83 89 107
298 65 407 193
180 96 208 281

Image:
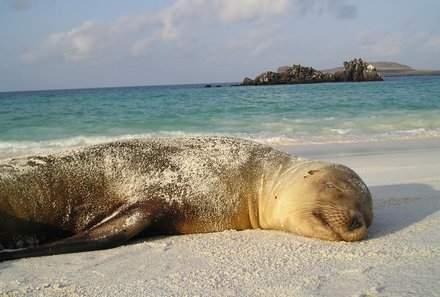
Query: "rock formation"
242 58 383 86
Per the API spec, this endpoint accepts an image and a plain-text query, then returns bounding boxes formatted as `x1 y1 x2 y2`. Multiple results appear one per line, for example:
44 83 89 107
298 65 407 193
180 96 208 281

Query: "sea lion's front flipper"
0 203 156 261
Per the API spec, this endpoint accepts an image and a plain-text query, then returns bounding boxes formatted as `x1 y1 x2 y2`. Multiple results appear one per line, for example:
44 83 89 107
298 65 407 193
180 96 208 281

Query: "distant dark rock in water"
242 58 383 86
204 84 222 88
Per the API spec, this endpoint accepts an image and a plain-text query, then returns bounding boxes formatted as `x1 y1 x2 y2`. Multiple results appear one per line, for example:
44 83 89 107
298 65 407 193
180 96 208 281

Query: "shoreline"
278 138 440 188
276 137 440 159
2 136 440 160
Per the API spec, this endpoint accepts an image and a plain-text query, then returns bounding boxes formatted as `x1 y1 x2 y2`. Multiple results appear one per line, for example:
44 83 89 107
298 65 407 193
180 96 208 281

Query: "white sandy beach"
1 139 439 296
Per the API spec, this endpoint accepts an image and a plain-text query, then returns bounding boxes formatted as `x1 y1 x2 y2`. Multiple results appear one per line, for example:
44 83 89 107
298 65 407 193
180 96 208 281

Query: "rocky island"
242 58 383 86
323 61 440 77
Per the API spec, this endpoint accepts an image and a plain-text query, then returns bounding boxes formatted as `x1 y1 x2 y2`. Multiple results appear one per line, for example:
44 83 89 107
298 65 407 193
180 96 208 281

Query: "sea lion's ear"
304 169 320 178
0 201 157 261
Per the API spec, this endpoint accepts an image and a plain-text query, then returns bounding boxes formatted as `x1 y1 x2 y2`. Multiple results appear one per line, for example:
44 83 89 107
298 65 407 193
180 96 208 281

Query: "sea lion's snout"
343 210 369 241
344 214 368 241
310 206 367 242
348 216 362 231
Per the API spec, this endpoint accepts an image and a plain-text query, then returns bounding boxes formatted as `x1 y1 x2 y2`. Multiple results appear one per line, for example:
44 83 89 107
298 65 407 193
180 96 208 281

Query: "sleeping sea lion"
0 137 373 261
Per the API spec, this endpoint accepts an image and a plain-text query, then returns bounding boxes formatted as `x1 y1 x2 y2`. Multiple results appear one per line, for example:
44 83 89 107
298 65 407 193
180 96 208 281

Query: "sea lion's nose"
348 217 362 231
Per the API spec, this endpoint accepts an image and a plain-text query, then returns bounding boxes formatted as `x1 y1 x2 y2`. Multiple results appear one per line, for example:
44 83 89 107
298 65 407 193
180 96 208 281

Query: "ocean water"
1 76 439 157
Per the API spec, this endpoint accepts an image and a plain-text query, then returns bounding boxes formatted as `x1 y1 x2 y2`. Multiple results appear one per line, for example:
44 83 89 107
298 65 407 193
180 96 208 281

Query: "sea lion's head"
275 162 373 242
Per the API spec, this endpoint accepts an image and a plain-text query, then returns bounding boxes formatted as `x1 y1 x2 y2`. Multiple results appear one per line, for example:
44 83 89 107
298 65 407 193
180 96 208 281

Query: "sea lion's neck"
253 157 308 230
257 160 335 233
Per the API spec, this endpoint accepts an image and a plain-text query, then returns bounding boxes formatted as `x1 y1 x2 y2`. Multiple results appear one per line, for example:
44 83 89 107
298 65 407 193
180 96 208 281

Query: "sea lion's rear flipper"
0 204 155 261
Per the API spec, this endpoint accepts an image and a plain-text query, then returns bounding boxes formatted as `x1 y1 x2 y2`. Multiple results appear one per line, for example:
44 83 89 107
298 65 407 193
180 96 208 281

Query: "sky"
1 0 440 91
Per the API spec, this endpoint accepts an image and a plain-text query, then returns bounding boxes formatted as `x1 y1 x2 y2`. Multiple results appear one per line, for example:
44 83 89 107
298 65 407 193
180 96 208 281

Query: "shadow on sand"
368 183 440 239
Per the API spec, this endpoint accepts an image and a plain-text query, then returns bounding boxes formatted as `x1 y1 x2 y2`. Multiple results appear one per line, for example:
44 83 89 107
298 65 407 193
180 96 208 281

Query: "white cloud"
127 0 197 57
65 21 113 61
128 0 291 56
228 27 287 58
213 0 290 23
290 0 358 18
22 20 114 63
22 0 204 62
109 12 158 38
21 0 357 64
131 36 157 57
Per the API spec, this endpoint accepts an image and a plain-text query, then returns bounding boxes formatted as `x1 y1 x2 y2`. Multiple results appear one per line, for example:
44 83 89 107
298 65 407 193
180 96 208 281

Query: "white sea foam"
1 128 440 160
329 128 352 135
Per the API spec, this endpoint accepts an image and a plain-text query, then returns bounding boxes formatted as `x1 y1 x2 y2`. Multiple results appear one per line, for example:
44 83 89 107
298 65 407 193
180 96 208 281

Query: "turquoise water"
1 76 439 156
